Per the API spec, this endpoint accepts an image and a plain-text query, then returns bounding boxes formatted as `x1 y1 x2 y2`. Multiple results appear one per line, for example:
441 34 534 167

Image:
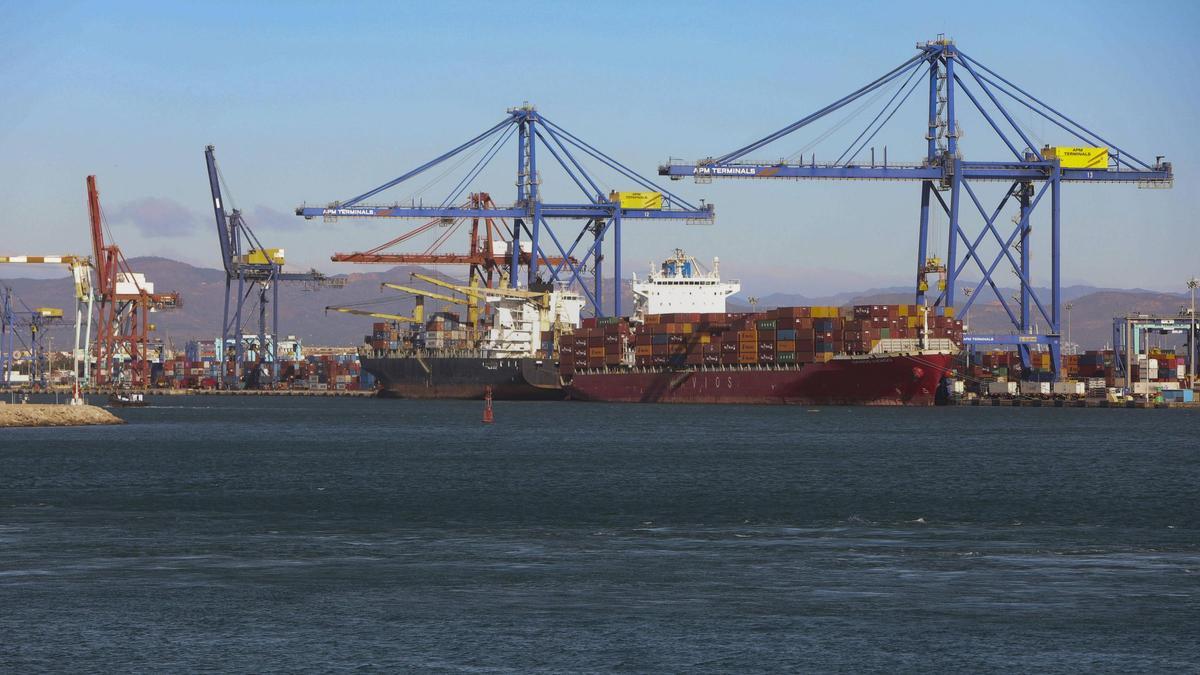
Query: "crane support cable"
340 117 512 207
835 60 926 165
953 56 1040 157
539 116 699 210
538 123 605 199
956 50 1152 170
842 65 927 165
713 51 928 164
533 129 599 203
951 74 1025 160
441 123 518 208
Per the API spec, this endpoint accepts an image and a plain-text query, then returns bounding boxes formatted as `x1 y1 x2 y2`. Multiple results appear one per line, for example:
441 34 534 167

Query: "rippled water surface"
2 396 1198 671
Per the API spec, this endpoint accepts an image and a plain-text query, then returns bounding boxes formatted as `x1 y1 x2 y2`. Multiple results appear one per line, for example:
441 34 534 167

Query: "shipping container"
988 381 1017 396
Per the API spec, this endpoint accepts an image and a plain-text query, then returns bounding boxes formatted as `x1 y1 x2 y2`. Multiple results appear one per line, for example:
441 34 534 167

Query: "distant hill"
1 256 1191 351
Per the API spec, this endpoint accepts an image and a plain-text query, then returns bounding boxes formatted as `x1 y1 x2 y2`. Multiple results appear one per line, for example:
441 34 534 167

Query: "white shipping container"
1132 381 1179 394
1052 381 1085 396
1019 381 1051 396
988 381 1017 396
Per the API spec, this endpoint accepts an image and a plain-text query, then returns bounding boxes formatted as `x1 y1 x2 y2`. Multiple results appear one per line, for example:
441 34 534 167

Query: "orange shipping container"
589 347 606 358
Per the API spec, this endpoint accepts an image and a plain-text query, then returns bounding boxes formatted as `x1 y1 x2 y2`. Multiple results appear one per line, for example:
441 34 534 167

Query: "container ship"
559 250 961 405
359 281 586 399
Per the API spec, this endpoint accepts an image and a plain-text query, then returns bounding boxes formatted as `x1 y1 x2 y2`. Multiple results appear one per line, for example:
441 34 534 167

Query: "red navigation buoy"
482 385 494 424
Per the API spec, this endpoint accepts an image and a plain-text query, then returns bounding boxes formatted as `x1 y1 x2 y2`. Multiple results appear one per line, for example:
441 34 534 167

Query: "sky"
1 0 1197 296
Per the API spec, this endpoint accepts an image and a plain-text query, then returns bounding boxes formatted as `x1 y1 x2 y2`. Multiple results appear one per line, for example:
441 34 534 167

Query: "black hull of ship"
362 355 564 400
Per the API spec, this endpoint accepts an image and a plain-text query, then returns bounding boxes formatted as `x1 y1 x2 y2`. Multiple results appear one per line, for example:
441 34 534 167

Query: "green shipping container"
777 352 796 363
756 319 777 331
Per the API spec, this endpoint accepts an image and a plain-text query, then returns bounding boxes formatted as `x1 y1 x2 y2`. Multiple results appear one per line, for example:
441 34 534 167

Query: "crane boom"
325 307 421 323
409 273 488 298
380 283 472 306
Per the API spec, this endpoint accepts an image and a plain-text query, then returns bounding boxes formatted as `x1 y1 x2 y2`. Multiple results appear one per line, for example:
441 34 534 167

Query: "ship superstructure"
631 249 739 321
479 286 585 359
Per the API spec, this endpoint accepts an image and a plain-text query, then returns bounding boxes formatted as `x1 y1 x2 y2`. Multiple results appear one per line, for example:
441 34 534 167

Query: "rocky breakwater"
0 403 124 428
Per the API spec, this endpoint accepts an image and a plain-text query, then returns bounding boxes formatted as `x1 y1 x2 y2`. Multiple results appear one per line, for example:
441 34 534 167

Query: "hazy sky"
1 1 1196 295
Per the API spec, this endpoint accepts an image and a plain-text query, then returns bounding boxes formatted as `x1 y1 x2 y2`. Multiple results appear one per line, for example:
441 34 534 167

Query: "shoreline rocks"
0 403 125 428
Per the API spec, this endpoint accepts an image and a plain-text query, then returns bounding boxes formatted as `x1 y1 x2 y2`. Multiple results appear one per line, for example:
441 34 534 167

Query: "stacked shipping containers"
561 304 964 373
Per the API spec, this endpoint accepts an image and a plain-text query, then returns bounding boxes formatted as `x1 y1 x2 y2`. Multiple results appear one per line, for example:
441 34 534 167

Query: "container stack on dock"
286 353 372 391
155 344 373 391
961 347 1193 400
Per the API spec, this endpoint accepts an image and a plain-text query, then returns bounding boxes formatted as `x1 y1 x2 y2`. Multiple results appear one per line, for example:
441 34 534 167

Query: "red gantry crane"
87 175 181 388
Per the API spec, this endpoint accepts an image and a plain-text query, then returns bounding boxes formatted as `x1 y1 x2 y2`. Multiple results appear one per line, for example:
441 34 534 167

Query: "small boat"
107 391 148 407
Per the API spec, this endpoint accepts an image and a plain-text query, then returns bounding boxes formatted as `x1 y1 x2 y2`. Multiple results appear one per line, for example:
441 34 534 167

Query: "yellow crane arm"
409 273 490 298
325 306 422 323
481 287 550 300
380 282 474 306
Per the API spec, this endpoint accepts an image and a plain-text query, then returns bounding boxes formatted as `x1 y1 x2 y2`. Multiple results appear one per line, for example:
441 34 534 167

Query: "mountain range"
1 257 1194 351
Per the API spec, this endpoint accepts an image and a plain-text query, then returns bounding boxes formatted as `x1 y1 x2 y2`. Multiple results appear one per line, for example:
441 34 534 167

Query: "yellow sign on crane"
241 248 286 265
609 191 663 210
1040 146 1109 169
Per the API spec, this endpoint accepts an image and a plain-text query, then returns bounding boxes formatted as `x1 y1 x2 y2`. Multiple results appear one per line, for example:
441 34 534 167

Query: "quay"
952 397 1199 409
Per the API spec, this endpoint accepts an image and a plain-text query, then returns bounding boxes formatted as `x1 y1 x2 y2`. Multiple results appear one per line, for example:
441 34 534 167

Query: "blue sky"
1 0 1197 294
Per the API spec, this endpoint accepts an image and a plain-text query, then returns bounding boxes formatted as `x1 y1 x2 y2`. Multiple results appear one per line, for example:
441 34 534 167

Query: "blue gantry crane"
296 104 714 317
205 145 344 389
0 290 64 389
660 37 1172 379
0 287 14 386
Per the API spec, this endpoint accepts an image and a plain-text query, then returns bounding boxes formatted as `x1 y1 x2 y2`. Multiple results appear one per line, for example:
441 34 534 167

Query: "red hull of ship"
564 353 955 405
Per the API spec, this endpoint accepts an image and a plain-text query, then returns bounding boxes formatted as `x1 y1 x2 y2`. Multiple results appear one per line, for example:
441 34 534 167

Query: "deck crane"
298 104 714 317
88 176 182 389
0 255 94 393
330 190 572 285
205 145 345 389
325 306 424 324
659 37 1172 380
407 272 580 357
326 283 453 327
